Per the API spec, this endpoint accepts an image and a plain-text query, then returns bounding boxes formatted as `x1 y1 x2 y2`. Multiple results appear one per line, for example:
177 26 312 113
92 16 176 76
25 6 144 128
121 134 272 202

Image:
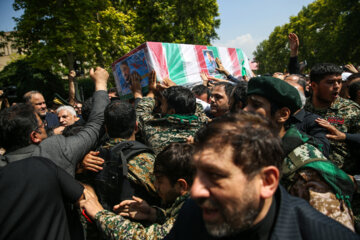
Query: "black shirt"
0 157 84 240
225 196 277 240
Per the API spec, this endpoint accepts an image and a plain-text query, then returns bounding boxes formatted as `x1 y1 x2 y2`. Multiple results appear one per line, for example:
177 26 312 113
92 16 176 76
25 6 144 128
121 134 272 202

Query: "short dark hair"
310 63 342 83
347 73 360 83
81 97 93 122
108 87 117 94
212 82 234 102
162 86 196 115
194 111 283 178
348 81 360 102
154 143 195 186
192 85 210 101
230 82 247 112
104 100 136 139
0 103 38 152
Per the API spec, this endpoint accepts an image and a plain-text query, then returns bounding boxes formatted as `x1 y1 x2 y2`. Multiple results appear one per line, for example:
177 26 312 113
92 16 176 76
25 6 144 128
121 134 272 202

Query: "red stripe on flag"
195 45 209 75
147 42 169 79
228 48 241 77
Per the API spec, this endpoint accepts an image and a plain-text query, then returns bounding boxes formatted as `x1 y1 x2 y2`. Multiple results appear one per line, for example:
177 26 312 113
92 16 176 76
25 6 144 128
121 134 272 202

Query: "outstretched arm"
113 196 157 222
288 33 300 74
68 70 77 106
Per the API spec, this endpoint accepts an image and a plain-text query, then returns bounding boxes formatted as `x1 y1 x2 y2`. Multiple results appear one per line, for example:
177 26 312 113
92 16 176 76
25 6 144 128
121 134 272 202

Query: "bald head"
24 91 47 117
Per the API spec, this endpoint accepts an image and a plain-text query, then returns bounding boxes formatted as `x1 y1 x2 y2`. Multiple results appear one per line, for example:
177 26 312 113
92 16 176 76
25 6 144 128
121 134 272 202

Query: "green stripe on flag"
236 49 247 76
163 43 187 85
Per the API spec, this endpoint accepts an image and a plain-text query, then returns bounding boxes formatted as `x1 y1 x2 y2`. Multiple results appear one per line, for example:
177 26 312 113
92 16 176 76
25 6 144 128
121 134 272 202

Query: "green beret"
247 76 302 113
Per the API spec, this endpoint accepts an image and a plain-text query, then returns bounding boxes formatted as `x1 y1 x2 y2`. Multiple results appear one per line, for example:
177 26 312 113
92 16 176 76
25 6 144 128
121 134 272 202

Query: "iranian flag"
112 42 251 99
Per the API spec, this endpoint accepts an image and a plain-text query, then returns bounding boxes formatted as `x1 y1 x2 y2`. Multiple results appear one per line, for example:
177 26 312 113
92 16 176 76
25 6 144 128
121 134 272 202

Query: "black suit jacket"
163 185 359 240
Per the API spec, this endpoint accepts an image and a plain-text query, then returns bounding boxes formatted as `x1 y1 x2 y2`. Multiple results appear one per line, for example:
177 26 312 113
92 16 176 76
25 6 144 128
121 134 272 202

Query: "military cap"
247 76 302 113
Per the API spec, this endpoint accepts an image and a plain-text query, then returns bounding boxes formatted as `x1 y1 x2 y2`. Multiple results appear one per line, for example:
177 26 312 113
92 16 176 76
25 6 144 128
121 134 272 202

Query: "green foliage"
3 0 219 100
10 0 219 72
120 0 220 45
12 0 143 72
0 58 66 103
253 0 360 74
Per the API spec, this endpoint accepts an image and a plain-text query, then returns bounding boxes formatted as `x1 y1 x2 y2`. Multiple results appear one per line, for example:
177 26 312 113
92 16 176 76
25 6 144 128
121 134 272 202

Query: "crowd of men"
1 33 360 240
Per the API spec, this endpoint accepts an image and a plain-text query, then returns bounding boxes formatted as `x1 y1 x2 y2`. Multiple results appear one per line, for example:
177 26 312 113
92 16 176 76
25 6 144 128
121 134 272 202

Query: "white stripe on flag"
179 44 203 85
242 51 251 76
217 47 234 78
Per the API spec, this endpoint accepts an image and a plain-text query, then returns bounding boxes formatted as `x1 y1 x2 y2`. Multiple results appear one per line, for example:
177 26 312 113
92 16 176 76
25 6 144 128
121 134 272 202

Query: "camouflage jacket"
281 126 328 186
281 126 355 230
101 138 157 199
136 97 208 155
304 97 360 173
94 193 189 240
281 126 354 203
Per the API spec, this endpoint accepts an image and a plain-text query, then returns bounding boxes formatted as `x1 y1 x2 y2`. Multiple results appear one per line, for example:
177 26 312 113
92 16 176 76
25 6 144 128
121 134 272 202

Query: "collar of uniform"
292 108 306 122
305 96 340 113
102 138 126 148
329 97 342 111
165 192 190 217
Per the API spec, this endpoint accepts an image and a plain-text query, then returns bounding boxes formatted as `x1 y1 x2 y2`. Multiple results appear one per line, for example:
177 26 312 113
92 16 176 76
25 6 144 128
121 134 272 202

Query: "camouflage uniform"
282 126 355 231
78 138 158 240
94 193 189 240
101 138 157 197
305 97 360 173
136 97 208 155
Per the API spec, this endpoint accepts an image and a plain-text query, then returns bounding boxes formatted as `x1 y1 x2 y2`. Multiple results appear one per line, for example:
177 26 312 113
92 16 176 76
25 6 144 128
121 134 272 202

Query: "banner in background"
112 42 251 99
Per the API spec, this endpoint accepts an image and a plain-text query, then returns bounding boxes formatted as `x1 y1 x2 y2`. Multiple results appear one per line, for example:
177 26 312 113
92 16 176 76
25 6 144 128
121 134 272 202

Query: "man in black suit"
164 112 358 239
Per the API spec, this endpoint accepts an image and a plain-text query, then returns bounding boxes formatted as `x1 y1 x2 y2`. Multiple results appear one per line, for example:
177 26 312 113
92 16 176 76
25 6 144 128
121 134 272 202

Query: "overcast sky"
0 0 315 59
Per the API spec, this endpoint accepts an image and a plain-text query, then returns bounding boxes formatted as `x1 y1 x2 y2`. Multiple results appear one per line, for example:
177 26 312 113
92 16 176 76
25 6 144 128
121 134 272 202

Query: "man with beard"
209 82 234 118
244 76 354 230
164 112 358 239
305 63 360 174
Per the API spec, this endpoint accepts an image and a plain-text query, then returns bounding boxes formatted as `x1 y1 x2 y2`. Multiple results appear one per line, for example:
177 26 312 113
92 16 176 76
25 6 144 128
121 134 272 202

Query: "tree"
4 0 219 101
120 0 220 45
12 0 143 72
11 0 220 73
0 58 66 103
253 0 360 74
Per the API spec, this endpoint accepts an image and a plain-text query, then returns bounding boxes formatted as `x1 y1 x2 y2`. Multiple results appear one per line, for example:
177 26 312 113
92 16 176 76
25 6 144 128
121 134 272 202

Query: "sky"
0 0 315 59
212 0 315 59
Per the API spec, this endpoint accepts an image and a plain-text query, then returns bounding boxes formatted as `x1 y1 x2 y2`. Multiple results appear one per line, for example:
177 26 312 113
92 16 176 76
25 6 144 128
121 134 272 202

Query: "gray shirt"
5 90 109 176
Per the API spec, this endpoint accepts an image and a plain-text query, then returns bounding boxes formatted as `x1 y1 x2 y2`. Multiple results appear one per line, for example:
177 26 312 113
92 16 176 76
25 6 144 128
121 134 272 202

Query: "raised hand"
200 72 209 86
130 71 143 98
288 33 299 57
159 77 176 89
90 67 109 91
344 64 358 73
215 57 230 76
69 70 76 79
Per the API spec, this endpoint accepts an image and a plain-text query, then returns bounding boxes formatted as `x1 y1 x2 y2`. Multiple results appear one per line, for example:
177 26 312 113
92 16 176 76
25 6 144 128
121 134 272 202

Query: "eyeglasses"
34 121 45 133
